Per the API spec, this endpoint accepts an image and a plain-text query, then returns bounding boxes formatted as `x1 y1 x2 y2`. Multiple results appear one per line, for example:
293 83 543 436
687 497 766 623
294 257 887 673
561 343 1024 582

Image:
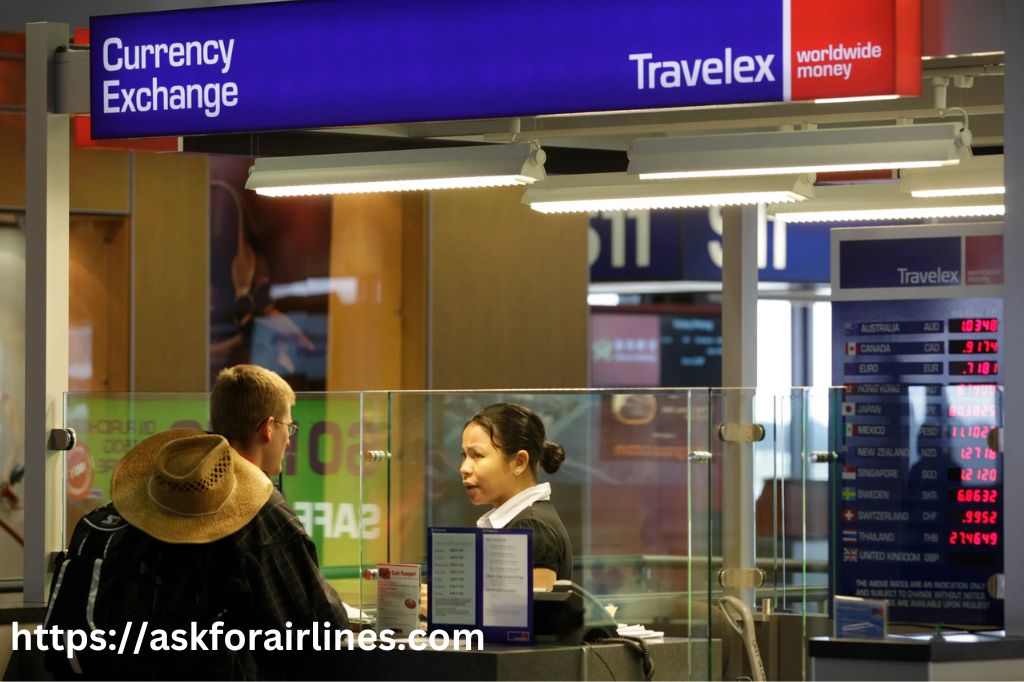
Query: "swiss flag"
841 507 857 523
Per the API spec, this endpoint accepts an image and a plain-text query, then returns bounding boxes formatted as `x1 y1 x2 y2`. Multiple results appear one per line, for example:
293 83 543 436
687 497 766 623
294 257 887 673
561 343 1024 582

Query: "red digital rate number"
960 510 998 525
950 425 992 439
949 361 999 376
949 339 999 355
950 318 999 333
948 531 999 546
958 445 998 461
957 467 998 483
954 488 998 504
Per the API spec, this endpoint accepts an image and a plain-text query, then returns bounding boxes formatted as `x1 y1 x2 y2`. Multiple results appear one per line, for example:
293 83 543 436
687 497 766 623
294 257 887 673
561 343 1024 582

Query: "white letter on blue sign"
629 53 653 89
102 80 120 113
103 37 123 72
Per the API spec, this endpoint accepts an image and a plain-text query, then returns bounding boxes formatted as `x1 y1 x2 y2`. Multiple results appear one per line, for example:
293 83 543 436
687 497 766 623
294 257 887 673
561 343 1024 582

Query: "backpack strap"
44 504 132 676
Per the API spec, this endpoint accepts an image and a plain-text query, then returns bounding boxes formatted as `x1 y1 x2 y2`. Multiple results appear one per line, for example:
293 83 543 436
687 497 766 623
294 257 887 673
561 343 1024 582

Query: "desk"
342 637 720 681
809 633 1024 681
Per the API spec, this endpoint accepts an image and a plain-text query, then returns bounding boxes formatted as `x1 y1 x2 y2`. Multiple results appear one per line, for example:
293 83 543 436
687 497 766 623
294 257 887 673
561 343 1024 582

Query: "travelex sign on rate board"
89 0 920 139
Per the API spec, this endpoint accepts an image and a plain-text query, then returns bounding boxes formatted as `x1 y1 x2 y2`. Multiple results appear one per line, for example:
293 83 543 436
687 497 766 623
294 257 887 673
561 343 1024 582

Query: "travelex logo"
100 36 239 118
629 48 775 90
896 267 960 286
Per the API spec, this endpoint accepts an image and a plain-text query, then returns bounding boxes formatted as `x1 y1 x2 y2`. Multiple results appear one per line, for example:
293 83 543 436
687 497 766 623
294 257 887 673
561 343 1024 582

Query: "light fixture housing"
900 154 1004 198
628 122 972 180
769 183 1003 223
524 173 813 214
245 143 546 196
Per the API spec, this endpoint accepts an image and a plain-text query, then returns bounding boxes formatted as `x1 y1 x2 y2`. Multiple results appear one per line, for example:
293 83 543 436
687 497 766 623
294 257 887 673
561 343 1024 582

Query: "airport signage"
588 208 831 284
832 224 1004 301
90 0 920 138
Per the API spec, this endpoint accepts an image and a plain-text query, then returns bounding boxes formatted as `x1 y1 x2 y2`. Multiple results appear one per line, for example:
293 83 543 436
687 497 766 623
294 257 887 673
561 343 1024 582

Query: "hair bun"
540 441 566 474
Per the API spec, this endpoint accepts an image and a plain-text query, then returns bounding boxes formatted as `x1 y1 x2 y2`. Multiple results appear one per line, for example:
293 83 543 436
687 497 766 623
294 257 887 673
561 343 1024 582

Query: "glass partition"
63 387 857 681
749 387 834 615
372 388 717 679
62 391 211 542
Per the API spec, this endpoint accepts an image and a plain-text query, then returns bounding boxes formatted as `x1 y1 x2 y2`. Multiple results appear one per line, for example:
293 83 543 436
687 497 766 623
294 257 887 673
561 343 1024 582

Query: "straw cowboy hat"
111 428 273 544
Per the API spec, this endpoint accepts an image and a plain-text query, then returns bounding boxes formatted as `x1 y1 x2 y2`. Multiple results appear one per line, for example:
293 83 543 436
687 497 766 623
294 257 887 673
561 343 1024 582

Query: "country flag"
846 341 857 356
843 548 858 562
845 423 854 437
842 466 857 481
841 402 856 416
842 529 858 543
841 487 857 502
841 507 857 523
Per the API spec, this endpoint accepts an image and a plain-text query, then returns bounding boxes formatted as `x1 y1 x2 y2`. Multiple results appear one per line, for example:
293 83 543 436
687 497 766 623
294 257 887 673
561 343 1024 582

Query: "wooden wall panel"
400 194 426 390
327 193 408 390
0 113 129 213
429 187 589 389
68 217 129 391
69 145 130 214
0 114 25 208
132 152 208 391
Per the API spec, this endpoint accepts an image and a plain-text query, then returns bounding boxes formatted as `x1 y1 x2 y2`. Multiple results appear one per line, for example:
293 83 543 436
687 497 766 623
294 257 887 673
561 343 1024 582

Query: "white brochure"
430 532 477 625
375 563 421 636
481 532 530 628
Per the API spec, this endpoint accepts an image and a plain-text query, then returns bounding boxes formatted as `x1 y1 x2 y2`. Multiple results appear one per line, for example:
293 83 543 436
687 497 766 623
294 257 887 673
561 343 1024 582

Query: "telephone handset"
551 579 617 640
532 580 617 644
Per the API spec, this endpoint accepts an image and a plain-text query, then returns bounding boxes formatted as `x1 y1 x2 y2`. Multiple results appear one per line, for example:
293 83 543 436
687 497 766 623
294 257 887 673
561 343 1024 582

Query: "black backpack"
44 504 257 680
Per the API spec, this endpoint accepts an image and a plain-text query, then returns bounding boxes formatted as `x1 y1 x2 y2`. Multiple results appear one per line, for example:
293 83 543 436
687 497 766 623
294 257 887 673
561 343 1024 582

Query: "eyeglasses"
257 417 299 437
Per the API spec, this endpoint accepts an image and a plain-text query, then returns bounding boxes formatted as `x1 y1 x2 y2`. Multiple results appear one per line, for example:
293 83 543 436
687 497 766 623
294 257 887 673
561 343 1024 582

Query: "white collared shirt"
476 482 552 529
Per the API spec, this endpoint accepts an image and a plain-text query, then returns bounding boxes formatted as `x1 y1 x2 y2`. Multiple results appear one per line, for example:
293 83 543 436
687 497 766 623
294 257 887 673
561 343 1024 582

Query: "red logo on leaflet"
790 0 920 100
66 444 94 501
965 235 1003 286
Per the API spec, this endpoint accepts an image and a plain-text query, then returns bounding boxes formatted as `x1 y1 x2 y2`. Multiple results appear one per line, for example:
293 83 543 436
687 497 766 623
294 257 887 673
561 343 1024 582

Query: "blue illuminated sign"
839 237 961 290
89 0 784 138
588 209 830 284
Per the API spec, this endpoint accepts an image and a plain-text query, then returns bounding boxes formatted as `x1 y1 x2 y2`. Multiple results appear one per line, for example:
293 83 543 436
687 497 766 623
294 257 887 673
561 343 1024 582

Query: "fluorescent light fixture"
629 123 971 180
245 143 546 196
524 173 813 214
770 183 1003 223
588 293 621 306
901 154 1004 198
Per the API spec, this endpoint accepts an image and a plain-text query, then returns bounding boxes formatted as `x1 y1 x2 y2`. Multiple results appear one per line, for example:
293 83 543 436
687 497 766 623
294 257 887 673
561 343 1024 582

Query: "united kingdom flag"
843 548 858 562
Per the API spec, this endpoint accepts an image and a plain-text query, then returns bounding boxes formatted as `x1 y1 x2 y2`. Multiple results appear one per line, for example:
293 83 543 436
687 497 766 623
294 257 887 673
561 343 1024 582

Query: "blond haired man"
211 363 299 477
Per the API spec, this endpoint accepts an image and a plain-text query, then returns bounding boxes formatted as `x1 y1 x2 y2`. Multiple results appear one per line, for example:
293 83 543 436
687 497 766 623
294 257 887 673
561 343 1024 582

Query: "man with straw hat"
44 369 347 679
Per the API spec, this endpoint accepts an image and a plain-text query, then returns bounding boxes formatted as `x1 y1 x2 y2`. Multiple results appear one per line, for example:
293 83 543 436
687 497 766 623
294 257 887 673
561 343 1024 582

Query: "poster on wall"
831 222 1004 627
209 156 331 389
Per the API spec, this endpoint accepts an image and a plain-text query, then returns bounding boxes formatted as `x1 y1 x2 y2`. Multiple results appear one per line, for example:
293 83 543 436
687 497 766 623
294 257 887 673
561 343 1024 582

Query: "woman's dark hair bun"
540 440 566 474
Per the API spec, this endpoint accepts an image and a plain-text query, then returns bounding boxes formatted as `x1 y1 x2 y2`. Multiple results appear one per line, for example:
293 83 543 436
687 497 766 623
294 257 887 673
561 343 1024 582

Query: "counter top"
809 632 1024 663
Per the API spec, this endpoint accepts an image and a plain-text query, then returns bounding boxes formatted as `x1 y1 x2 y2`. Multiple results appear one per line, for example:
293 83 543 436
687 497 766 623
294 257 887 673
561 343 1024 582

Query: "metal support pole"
721 204 760 604
24 22 71 604
1003 0 1024 636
